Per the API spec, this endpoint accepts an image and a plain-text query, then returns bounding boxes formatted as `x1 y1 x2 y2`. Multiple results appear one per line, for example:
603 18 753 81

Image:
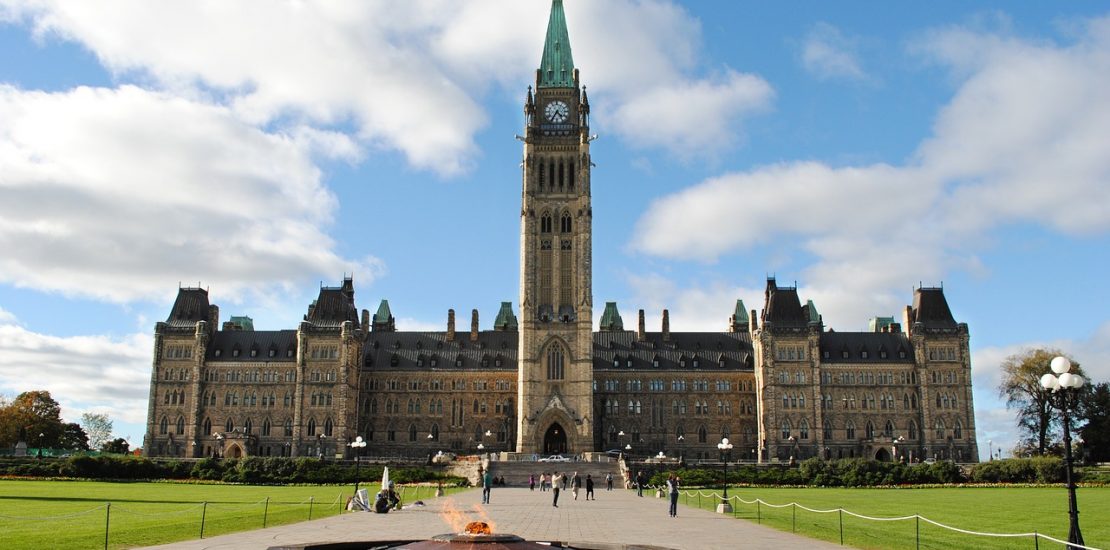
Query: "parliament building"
144 1 979 464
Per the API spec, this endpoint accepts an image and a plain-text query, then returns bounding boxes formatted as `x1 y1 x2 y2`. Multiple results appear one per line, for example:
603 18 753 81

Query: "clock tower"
517 0 594 454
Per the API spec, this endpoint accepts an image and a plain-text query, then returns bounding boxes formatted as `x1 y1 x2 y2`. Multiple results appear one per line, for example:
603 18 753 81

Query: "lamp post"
1039 356 1085 549
318 433 327 460
37 432 44 458
716 437 733 513
349 435 366 495
787 435 797 465
988 439 993 462
213 432 223 458
677 434 685 465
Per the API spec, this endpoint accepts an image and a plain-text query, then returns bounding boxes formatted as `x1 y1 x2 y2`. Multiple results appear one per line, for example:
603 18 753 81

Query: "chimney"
361 309 370 333
637 309 646 341
447 309 456 342
208 305 219 333
662 309 670 342
470 309 480 342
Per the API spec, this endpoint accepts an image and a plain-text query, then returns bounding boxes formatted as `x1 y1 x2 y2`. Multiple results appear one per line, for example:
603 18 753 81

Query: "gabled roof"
166 288 209 327
819 332 914 363
364 332 519 371
538 0 575 88
207 330 297 362
762 278 809 327
912 287 957 329
306 279 359 327
593 331 754 371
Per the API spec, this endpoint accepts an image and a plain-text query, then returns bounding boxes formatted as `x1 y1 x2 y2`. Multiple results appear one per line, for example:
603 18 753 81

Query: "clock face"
544 100 570 123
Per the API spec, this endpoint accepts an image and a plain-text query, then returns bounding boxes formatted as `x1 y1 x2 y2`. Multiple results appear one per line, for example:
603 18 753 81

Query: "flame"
437 498 498 535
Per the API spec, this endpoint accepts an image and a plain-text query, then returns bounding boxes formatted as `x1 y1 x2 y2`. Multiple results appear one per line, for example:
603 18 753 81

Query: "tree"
1078 382 1110 463
998 349 1087 455
59 423 90 451
0 390 65 448
81 412 114 450
102 437 130 454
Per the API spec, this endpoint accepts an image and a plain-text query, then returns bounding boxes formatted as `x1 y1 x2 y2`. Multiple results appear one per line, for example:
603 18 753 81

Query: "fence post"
308 496 314 520
757 500 761 524
916 515 920 550
1034 531 1039 550
792 502 796 533
698 492 701 509
838 508 844 546
199 502 207 539
104 503 110 550
263 497 269 528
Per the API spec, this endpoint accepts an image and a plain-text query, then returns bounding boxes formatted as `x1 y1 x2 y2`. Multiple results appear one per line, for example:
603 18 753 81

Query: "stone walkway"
141 487 844 550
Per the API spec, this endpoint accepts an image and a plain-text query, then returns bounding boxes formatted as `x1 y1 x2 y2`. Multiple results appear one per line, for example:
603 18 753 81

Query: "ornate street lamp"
988 439 993 462
716 437 733 513
350 437 368 497
1039 356 1085 549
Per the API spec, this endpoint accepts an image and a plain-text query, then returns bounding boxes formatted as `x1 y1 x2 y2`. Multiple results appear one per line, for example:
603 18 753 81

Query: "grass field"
678 485 1110 549
0 479 464 549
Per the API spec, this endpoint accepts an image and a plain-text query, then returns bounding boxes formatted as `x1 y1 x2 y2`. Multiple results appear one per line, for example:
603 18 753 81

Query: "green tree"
0 390 65 448
998 349 1086 455
59 422 90 451
80 412 114 450
1078 381 1110 463
102 437 130 454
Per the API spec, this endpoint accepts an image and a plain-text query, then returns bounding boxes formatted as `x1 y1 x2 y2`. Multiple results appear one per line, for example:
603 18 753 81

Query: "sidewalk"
141 487 844 550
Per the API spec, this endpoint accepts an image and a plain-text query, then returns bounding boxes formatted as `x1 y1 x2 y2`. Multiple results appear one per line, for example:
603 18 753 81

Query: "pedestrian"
529 473 536 491
482 469 493 504
552 471 563 507
605 472 613 491
636 471 646 497
563 472 569 490
666 474 680 517
571 471 581 500
585 474 595 500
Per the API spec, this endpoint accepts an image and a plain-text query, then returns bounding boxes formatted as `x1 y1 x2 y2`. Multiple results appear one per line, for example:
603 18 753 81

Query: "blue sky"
1 1 1108 458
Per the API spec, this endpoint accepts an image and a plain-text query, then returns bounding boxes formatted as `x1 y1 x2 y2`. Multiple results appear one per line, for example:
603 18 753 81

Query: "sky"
1 1 1108 459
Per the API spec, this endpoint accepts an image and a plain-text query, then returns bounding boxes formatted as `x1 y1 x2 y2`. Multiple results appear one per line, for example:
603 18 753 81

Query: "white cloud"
626 272 762 333
0 85 376 303
0 322 152 427
632 17 1110 330
802 22 869 82
0 307 15 324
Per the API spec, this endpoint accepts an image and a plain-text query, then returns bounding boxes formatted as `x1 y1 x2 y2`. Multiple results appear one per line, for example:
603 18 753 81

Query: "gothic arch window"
903 394 910 409
159 416 168 435
324 418 333 437
865 421 875 439
698 425 708 443
560 212 572 233
284 418 293 437
780 419 792 439
409 424 417 442
568 159 575 189
262 418 272 436
546 342 566 380
845 421 856 440
173 415 184 435
203 417 212 436
884 420 895 438
799 419 810 440
954 419 963 439
823 419 832 439
244 418 253 434
540 212 553 234
935 419 946 439
558 159 564 188
909 420 919 440
609 426 619 444
431 423 440 441
307 418 317 436
911 393 918 409
225 418 234 432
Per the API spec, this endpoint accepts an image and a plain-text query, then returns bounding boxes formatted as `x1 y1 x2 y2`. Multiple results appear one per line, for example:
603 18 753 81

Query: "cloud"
0 321 152 427
802 22 869 82
0 307 14 324
632 16 1110 330
0 85 376 303
0 0 768 167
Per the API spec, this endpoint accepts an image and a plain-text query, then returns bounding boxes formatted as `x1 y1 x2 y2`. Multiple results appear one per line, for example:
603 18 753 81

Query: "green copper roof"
229 316 254 331
599 302 624 331
494 302 518 330
806 300 821 324
733 300 749 323
869 316 896 332
373 299 392 324
538 0 575 88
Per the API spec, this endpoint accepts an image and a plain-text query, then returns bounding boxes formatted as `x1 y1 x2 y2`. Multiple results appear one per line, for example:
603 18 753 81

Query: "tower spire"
538 0 575 88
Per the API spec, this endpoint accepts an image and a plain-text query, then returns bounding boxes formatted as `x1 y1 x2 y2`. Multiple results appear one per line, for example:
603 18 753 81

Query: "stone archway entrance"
874 448 891 462
227 444 244 458
543 423 567 455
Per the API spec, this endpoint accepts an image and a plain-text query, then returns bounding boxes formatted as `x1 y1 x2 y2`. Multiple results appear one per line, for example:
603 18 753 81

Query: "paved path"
141 487 843 550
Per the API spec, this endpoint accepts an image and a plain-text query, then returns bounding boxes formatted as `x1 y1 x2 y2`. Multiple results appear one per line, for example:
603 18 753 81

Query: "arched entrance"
543 423 567 455
227 444 244 458
874 448 891 462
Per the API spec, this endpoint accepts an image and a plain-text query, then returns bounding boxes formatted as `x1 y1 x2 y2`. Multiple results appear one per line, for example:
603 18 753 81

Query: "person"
529 473 536 491
373 490 391 514
605 472 613 491
563 472 569 490
636 471 646 497
551 471 563 507
482 469 493 504
666 474 680 517
571 471 581 500
585 474 595 500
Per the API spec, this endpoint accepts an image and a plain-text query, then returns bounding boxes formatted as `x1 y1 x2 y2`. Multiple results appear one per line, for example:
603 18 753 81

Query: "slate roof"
364 331 519 371
819 332 914 364
911 287 957 329
593 331 754 371
306 281 359 327
206 330 298 362
762 279 810 327
166 288 210 328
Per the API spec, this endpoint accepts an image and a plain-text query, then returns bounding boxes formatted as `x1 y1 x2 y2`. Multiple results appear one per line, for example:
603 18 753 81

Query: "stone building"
143 0 978 463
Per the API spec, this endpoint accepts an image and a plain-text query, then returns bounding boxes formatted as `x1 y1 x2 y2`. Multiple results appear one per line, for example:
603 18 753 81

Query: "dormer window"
268 349 276 358
861 351 868 359
842 351 849 359
232 348 240 358
250 349 258 358
214 349 222 357
823 351 830 359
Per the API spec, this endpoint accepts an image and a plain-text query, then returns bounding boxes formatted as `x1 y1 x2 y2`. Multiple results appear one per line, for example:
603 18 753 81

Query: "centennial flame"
439 499 497 535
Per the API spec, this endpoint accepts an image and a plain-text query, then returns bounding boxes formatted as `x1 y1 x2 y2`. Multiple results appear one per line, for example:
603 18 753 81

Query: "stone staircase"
487 460 622 489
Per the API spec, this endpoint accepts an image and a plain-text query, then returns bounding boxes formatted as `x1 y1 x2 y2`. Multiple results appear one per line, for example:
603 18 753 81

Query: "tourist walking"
482 469 493 504
666 474 680 517
552 471 563 507
585 474 595 500
529 473 536 491
571 471 581 500
636 471 646 497
605 472 613 491
562 472 569 490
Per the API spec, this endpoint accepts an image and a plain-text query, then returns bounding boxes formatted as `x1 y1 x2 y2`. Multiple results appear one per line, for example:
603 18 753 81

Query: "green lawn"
0 479 464 549
678 486 1110 549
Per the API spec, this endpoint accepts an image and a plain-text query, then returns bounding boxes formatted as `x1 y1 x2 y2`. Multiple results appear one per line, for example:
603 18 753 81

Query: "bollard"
339 493 344 514
916 515 920 550
1034 531 1039 550
838 509 844 546
263 497 269 528
199 502 207 539
308 496 314 520
757 500 761 523
104 503 111 550
792 502 796 533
